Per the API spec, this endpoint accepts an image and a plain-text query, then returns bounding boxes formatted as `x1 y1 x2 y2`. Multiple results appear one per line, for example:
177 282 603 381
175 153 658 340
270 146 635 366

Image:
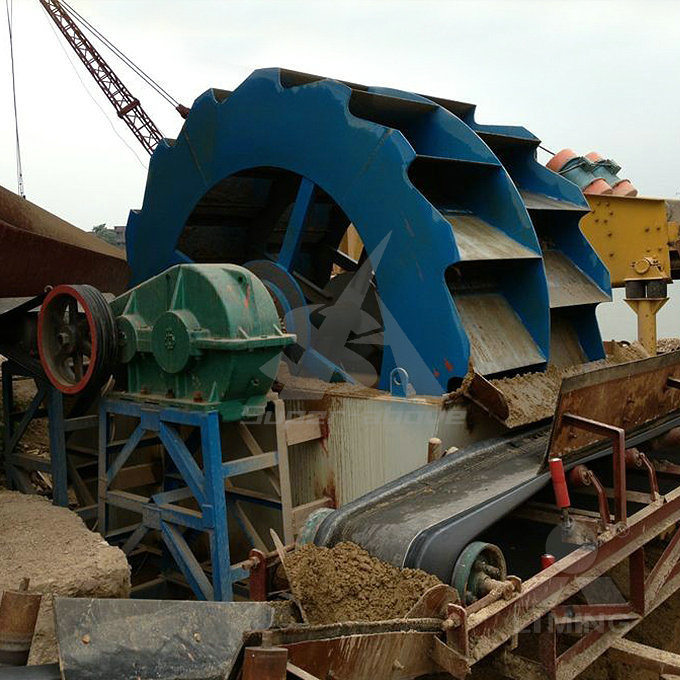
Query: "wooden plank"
287 662 321 680
238 422 281 495
64 414 98 432
291 498 333 533
274 400 295 544
225 482 281 506
109 462 161 491
105 489 148 512
608 638 680 675
67 456 95 506
234 501 268 553
223 452 278 477
285 415 323 447
7 452 51 471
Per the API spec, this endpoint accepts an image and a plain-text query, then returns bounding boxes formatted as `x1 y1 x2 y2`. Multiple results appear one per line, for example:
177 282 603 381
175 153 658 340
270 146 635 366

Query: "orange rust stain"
444 359 453 372
316 476 337 508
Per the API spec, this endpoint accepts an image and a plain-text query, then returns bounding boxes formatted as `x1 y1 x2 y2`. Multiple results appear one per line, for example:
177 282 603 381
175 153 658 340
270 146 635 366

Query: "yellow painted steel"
624 298 668 355
581 195 679 287
581 195 679 354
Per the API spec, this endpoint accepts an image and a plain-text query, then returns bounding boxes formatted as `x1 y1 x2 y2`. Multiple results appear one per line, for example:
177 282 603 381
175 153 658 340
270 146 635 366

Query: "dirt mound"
0 490 130 664
285 542 441 624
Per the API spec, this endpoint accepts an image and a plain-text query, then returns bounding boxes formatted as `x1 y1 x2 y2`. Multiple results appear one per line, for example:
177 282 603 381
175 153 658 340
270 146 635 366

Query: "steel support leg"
562 413 627 523
201 411 231 601
1 364 13 484
47 387 68 507
98 399 246 601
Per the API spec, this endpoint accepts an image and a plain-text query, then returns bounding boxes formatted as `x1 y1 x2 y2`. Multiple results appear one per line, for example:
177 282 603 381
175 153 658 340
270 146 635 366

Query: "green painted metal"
451 541 506 605
110 264 294 421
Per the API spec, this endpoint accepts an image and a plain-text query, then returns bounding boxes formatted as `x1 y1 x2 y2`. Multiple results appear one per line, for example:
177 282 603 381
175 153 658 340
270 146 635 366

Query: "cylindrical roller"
541 554 556 570
549 457 570 509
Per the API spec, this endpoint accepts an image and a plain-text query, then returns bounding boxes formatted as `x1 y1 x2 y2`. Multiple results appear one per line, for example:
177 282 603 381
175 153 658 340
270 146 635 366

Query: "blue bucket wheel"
125 68 554 394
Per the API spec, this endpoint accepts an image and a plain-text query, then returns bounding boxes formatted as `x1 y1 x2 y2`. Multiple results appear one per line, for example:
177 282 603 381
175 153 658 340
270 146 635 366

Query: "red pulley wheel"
37 284 116 395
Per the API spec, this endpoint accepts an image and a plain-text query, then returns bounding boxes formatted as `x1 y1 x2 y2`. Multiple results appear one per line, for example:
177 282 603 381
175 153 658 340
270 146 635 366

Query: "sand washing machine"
7 69 680 679
125 68 611 396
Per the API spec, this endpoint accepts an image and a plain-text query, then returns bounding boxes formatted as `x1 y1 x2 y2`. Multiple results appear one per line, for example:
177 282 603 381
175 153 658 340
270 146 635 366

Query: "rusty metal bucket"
0 579 41 666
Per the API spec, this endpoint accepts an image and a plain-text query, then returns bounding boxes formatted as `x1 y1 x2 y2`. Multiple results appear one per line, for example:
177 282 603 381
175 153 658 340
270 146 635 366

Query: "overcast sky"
2 0 679 231
2 0 680 338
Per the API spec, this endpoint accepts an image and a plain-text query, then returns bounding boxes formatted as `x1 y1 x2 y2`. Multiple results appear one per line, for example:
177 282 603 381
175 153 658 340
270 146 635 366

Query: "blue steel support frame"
98 397 260 601
1 360 69 506
277 177 315 271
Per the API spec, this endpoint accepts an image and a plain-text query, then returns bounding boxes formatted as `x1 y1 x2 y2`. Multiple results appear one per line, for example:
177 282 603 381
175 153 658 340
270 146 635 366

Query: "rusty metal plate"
54 598 274 680
0 184 129 297
285 631 440 680
0 221 129 297
547 352 680 461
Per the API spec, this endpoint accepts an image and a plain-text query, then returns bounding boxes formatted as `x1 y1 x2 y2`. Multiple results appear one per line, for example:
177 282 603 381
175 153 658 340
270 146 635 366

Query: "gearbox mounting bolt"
164 329 176 351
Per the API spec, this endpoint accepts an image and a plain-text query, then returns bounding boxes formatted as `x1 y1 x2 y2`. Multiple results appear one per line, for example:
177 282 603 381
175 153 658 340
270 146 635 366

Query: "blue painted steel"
370 88 611 363
458 118 611 361
200 411 231 601
278 177 315 270
98 398 269 601
1 361 69 506
389 367 409 398
126 68 609 390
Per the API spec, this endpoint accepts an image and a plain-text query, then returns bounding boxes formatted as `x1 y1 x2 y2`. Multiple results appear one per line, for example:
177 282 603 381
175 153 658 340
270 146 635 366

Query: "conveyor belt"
315 425 549 582
316 411 680 584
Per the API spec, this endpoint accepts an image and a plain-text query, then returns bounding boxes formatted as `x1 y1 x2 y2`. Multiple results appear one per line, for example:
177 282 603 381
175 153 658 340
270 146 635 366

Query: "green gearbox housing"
110 264 295 421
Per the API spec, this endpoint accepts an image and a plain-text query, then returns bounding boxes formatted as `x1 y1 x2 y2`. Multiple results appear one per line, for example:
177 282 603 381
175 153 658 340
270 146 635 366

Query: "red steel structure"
38 0 165 154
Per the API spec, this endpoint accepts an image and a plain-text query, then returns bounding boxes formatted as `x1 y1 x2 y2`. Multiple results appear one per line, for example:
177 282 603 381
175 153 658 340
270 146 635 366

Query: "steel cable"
59 0 180 109
5 0 25 197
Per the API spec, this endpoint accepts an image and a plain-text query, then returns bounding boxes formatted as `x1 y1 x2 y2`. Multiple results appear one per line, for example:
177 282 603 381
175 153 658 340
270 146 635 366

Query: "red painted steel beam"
561 413 627 523
38 0 163 154
466 482 680 663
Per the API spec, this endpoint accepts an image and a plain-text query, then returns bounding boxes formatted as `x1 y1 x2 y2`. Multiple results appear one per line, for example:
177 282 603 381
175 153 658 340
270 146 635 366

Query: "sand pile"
0 490 130 664
285 542 441 624
658 337 680 354
490 341 650 428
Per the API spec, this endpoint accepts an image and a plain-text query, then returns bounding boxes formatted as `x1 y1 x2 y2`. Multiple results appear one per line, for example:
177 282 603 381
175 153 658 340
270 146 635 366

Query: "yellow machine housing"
580 195 680 354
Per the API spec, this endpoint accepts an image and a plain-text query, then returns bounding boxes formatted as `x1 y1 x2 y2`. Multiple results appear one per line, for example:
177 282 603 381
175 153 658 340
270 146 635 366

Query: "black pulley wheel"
38 284 117 394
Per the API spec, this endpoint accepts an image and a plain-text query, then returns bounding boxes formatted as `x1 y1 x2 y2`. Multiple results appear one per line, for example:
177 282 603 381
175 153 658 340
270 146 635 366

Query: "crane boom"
38 0 164 154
